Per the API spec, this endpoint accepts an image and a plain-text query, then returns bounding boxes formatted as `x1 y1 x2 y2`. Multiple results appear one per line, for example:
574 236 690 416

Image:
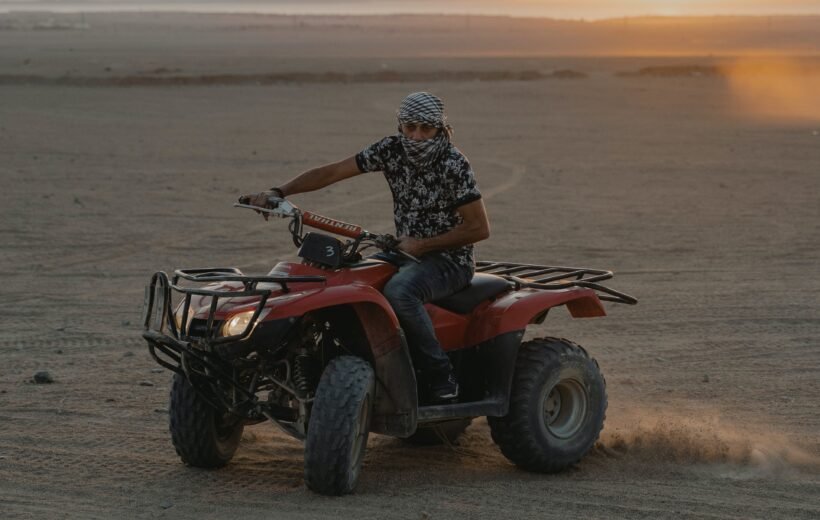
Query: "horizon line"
3 7 820 22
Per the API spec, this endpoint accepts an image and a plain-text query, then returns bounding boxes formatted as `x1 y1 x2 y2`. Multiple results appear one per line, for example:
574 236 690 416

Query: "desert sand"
0 12 819 519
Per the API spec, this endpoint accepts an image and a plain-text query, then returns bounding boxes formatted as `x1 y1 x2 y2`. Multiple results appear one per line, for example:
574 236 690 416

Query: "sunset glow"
2 1 820 19
725 59 820 123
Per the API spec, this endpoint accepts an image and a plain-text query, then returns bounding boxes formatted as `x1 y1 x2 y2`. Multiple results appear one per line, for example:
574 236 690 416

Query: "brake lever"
233 202 279 215
233 195 292 217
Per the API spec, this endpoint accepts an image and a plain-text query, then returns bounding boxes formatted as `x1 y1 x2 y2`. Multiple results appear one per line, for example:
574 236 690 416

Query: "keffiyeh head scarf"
397 92 453 169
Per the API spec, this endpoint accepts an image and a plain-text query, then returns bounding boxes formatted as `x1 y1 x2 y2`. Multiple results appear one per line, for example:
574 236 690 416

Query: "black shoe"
429 371 459 402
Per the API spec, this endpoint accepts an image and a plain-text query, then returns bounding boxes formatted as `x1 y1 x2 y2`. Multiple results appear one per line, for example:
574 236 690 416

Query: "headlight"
174 305 195 333
221 310 257 337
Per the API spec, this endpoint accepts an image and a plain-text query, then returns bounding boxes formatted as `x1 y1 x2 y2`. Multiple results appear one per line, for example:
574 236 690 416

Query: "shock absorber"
293 353 318 398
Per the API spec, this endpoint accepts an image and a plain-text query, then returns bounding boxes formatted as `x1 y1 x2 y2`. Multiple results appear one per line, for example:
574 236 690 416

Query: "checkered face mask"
397 92 452 168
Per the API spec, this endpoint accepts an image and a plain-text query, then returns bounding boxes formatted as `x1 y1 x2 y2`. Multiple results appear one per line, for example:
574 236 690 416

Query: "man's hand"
238 190 279 207
397 236 428 258
238 190 280 220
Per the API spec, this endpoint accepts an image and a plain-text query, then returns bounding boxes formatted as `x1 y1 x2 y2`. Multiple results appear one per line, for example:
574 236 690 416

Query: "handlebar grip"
373 234 421 263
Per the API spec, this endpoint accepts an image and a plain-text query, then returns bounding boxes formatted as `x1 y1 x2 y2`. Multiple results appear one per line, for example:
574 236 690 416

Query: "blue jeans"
379 252 473 373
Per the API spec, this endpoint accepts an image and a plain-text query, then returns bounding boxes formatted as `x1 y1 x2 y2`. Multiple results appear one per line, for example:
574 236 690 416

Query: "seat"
432 273 513 314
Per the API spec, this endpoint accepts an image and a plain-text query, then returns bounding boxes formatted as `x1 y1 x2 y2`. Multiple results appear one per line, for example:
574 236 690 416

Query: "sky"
3 0 820 19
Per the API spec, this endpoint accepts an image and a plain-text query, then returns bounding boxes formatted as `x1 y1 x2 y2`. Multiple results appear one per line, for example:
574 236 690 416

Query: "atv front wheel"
488 337 606 473
304 356 375 495
168 373 244 468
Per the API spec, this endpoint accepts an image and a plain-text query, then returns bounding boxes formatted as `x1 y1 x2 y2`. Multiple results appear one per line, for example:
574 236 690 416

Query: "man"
241 92 490 402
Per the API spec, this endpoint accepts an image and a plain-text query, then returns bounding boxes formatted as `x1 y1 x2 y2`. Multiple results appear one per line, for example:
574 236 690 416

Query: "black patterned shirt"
355 135 482 271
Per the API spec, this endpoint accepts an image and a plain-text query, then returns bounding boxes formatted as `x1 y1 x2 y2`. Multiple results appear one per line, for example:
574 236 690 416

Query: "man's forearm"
277 156 361 197
415 221 490 256
278 165 334 197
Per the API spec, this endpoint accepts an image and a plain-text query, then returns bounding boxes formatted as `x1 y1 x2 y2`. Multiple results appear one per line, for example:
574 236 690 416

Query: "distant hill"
1 11 818 57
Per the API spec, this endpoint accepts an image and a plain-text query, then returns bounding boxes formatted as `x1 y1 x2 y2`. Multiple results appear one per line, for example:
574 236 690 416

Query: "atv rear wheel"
403 418 472 446
168 373 244 468
488 337 606 473
304 356 375 495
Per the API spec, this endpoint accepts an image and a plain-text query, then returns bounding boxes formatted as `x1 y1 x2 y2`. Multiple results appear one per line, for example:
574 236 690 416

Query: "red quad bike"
142 197 637 496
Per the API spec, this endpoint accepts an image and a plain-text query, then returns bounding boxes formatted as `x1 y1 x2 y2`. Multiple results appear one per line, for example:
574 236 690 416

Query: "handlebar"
369 233 421 263
233 199 420 263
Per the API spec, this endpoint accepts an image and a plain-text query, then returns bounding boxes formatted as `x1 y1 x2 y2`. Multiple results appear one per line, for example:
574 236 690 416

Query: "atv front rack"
142 267 325 344
476 261 637 305
141 268 326 428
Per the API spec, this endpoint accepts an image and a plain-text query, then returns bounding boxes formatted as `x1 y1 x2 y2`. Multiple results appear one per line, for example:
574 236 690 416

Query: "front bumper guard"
140 268 325 423
141 268 324 344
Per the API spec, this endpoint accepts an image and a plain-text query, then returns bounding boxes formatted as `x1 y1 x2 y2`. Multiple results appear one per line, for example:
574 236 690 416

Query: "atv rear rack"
475 261 637 305
142 268 326 344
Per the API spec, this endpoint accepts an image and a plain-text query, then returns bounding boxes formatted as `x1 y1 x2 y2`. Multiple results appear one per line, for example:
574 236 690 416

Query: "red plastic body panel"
263 285 399 328
183 259 606 352
424 304 471 351
187 261 399 323
270 261 397 292
466 287 606 345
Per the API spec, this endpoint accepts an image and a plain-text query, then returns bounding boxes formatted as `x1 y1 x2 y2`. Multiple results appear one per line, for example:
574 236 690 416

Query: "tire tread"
488 337 607 473
169 373 243 468
304 356 375 495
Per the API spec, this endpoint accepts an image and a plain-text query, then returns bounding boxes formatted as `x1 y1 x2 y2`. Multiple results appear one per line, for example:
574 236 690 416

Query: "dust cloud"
600 407 820 477
723 58 820 122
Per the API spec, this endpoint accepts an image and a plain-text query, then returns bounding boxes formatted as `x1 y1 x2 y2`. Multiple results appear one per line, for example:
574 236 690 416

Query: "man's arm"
241 156 361 208
398 199 490 258
278 156 361 197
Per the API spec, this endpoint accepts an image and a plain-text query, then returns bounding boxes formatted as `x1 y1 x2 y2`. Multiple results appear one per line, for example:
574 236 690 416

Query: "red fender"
207 282 403 356
261 284 400 330
466 287 606 345
262 284 415 433
425 305 472 351
186 279 416 434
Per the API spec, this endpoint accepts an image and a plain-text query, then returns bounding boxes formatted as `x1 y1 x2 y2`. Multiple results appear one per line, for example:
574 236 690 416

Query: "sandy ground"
1 12 819 520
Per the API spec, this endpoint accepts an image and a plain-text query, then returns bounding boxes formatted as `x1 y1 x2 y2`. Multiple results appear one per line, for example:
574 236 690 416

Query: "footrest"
418 398 507 423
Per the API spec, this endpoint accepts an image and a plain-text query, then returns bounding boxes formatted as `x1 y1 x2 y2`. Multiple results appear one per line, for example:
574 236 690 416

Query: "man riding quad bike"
142 195 636 495
246 92 491 405
141 92 637 495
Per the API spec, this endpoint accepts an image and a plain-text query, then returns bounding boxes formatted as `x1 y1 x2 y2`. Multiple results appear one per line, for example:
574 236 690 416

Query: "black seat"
432 273 513 314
